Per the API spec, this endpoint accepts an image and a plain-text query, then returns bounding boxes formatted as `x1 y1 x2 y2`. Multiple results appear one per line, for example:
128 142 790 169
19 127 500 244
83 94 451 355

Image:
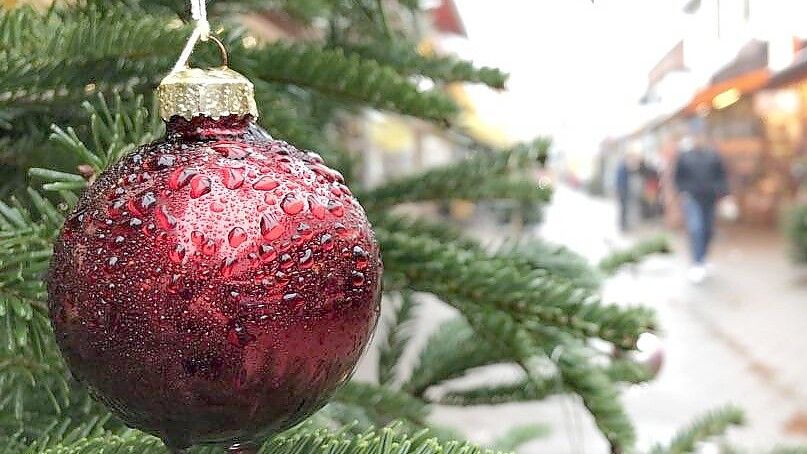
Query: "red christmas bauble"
47 114 382 449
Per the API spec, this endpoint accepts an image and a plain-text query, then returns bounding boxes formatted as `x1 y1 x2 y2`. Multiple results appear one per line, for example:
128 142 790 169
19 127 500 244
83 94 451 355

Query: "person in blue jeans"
673 136 729 283
616 158 631 231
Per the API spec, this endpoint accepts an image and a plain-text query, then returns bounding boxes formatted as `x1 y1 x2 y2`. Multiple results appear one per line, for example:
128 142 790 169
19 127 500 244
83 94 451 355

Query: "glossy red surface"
47 115 382 449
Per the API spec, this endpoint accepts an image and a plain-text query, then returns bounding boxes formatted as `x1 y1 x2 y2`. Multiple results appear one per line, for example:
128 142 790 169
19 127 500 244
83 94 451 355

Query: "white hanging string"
171 0 211 73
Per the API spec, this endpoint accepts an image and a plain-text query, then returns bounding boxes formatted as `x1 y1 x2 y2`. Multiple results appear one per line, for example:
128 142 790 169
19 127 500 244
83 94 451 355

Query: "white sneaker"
688 265 707 284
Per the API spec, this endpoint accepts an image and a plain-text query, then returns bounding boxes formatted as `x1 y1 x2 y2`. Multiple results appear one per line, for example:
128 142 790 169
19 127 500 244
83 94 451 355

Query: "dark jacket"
616 161 630 198
674 147 728 202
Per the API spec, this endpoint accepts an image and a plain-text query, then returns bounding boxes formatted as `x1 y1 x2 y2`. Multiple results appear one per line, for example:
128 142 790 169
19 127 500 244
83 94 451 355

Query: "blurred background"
348 0 807 451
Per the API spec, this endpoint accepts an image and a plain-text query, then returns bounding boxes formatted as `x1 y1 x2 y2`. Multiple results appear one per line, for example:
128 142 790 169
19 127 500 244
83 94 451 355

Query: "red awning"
431 0 466 36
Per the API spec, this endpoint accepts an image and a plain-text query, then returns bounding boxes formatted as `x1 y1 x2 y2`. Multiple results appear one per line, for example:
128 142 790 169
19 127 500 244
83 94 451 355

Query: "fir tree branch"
264 424 502 454
18 423 501 454
438 358 652 406
785 204 807 263
0 387 119 449
251 81 355 178
768 448 807 454
0 189 105 437
552 341 636 452
458 304 637 452
1 5 461 173
598 236 672 275
378 291 418 386
490 424 550 452
338 40 509 88
29 94 162 191
236 41 459 124
376 214 657 349
0 190 62 337
333 381 430 428
403 317 505 398
32 430 165 454
0 6 187 112
361 139 550 209
649 405 744 454
497 238 602 291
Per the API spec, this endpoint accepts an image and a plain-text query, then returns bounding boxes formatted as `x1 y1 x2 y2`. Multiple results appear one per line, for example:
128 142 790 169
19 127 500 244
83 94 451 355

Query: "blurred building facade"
601 0 807 227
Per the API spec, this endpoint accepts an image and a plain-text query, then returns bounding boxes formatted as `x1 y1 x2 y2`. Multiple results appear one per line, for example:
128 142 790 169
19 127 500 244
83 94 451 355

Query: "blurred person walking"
674 122 729 283
616 150 641 232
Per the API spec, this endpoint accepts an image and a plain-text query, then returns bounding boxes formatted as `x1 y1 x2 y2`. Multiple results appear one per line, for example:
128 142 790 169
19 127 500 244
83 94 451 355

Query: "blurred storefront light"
712 87 741 109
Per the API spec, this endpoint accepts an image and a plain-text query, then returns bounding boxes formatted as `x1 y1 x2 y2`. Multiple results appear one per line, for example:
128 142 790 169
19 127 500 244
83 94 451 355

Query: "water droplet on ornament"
353 245 369 269
213 142 252 159
141 192 157 210
297 223 313 239
279 253 293 270
113 235 125 246
107 200 124 219
310 163 344 183
142 223 157 236
106 256 119 269
221 257 238 277
334 222 347 237
253 176 279 191
283 292 299 304
327 200 344 217
155 205 177 230
169 167 197 190
156 154 176 168
191 230 205 245
190 175 211 198
169 243 186 263
299 249 313 268
126 198 144 217
222 167 245 190
167 274 182 293
227 321 255 347
129 218 143 228
320 233 334 251
202 239 218 256
351 271 365 286
309 197 326 219
210 201 225 213
228 227 247 247
260 215 285 240
306 151 324 163
259 244 277 262
281 194 304 215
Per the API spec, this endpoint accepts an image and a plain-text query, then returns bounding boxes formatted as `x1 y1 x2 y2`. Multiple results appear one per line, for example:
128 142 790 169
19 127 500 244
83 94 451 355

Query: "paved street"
537 187 807 452
492 187 807 452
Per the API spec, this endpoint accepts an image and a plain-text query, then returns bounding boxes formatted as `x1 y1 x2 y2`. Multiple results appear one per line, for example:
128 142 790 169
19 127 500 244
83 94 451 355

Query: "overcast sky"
450 0 686 154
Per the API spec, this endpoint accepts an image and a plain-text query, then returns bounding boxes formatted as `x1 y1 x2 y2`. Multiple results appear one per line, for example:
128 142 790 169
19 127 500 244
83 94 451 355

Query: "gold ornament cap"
157 66 259 121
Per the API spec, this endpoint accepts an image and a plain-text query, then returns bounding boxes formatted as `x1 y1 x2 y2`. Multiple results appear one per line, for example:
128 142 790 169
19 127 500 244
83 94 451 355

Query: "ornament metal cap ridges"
157 66 259 121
